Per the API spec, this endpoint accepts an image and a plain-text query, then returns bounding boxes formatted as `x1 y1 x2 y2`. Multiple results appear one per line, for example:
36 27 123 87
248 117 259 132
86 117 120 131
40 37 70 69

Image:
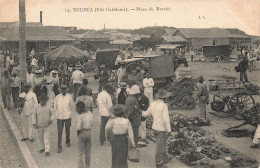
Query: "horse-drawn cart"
209 77 255 120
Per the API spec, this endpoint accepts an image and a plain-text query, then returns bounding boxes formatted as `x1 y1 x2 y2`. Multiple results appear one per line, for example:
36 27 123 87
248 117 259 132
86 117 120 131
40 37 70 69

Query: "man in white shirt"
19 83 38 142
71 63 84 101
54 85 74 153
97 83 113 145
143 72 154 104
149 89 172 168
117 64 126 85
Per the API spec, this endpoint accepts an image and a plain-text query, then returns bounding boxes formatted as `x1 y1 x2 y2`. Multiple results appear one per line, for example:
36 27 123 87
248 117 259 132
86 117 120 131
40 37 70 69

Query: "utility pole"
19 0 27 83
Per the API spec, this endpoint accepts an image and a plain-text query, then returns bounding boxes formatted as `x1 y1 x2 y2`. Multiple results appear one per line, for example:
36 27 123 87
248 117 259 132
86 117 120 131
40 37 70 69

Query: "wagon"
95 49 120 80
119 54 175 90
203 45 232 62
165 76 198 109
209 76 255 120
118 45 188 90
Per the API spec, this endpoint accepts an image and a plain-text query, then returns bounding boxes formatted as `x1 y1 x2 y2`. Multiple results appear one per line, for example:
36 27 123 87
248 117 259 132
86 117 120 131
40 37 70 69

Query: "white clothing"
253 125 260 144
19 91 38 116
72 70 84 84
22 115 34 139
31 58 38 67
77 112 93 130
143 78 154 93
37 126 51 152
26 73 34 85
150 99 171 132
97 90 113 117
6 56 10 68
54 94 74 119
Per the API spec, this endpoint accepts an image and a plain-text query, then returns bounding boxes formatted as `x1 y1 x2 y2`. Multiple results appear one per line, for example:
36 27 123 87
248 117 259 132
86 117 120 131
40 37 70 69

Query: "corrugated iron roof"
1 26 74 41
81 31 110 39
163 28 178 36
163 36 186 42
176 28 232 38
110 39 133 45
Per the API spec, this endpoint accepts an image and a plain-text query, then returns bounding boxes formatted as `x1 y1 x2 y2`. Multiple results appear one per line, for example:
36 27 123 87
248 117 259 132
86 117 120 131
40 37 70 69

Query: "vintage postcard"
0 0 259 168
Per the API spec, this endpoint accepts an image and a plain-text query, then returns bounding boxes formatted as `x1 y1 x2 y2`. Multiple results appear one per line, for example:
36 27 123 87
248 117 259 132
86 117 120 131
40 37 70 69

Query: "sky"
0 0 259 35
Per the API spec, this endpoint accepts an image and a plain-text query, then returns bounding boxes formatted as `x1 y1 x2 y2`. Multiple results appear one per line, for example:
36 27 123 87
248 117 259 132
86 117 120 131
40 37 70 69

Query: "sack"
235 66 240 72
128 149 140 162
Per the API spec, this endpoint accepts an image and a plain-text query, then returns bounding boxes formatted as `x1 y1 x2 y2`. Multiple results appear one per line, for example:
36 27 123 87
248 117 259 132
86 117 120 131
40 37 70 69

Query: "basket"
128 149 140 162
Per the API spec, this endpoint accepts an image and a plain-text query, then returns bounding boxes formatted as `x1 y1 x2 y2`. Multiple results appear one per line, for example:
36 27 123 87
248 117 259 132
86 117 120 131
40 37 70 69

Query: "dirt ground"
88 55 260 166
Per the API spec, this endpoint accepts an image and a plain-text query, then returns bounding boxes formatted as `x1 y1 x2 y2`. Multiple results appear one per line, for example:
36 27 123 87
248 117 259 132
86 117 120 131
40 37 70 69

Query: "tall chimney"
40 11 43 24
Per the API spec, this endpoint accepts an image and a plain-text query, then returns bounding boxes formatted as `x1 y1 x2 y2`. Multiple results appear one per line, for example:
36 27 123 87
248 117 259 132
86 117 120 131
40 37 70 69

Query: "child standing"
33 94 54 156
76 101 92 168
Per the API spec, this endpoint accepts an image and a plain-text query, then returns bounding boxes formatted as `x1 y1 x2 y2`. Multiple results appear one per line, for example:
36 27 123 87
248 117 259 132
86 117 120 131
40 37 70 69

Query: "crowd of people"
1 47 259 168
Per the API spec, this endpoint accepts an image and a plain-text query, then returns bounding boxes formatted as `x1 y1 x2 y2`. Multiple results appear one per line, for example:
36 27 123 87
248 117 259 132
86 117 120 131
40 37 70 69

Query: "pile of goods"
146 111 259 167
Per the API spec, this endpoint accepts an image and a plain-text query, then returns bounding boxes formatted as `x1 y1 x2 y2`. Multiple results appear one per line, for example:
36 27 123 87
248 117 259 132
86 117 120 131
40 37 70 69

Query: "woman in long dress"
105 104 136 168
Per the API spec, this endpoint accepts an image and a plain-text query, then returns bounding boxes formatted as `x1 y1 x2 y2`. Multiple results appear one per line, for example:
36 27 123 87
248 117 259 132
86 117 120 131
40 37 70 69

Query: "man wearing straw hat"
71 62 84 101
19 83 38 142
150 88 172 168
54 85 74 153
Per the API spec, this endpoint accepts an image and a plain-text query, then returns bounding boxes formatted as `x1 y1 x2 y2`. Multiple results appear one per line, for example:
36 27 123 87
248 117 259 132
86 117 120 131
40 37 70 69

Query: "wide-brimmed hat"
39 94 49 101
120 82 127 88
197 76 204 82
74 63 82 70
51 70 58 74
155 88 171 99
111 104 127 116
35 69 43 74
130 85 140 95
60 85 68 91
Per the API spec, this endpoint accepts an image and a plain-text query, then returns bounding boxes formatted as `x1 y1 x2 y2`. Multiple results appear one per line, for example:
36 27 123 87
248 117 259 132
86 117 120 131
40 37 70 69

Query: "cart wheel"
182 95 195 110
125 62 146 74
227 92 255 120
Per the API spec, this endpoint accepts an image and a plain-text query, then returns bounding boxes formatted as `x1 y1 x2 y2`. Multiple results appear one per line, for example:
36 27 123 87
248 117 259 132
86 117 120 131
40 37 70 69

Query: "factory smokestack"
40 11 43 24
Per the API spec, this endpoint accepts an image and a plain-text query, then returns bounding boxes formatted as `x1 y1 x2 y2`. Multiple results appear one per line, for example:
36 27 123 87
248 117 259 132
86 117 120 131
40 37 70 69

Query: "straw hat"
35 69 43 74
130 85 140 95
60 85 68 91
51 70 58 74
75 62 82 69
155 88 171 99
120 82 127 88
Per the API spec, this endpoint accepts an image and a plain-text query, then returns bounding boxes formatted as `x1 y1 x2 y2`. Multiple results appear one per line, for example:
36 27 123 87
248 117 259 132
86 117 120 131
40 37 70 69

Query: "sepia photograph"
0 0 259 168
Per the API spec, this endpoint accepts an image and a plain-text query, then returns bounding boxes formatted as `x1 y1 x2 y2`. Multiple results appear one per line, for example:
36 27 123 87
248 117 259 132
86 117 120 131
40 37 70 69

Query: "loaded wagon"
203 45 232 62
94 49 120 79
209 76 256 120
